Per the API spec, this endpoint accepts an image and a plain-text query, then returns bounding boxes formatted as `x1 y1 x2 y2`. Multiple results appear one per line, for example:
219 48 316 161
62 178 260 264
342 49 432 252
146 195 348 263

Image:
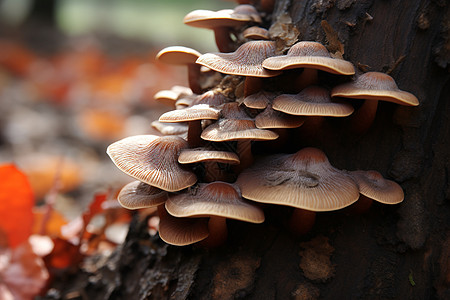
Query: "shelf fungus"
107 1 418 247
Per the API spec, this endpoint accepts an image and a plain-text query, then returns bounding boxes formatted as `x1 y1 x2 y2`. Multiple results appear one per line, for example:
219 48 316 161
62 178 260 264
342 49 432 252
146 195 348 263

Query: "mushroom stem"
347 99 379 134
345 194 373 215
200 216 228 247
235 140 253 173
187 65 202 94
244 76 263 97
187 120 204 147
213 27 235 53
288 208 316 236
294 68 319 91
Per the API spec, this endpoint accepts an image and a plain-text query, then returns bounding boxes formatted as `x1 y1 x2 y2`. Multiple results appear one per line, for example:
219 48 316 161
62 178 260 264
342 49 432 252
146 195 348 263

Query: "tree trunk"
42 0 450 299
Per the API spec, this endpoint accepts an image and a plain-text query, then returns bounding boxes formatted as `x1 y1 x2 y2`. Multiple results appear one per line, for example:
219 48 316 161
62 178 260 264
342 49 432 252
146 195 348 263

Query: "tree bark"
42 0 450 299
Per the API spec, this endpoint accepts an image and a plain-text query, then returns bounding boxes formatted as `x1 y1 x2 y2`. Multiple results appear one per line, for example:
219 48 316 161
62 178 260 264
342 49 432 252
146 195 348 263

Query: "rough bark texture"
42 0 450 299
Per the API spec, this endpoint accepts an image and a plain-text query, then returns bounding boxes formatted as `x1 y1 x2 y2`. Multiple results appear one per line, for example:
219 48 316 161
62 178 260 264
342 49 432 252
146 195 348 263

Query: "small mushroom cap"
331 72 419 106
183 5 261 28
159 104 221 123
165 182 264 223
262 41 355 75
196 41 282 77
107 135 197 192
178 148 240 164
243 90 278 109
235 147 360 211
349 170 404 204
156 46 201 65
243 26 270 40
151 121 188 137
201 103 279 141
158 206 209 246
255 104 305 129
118 181 168 209
192 90 232 106
272 86 354 117
154 86 193 106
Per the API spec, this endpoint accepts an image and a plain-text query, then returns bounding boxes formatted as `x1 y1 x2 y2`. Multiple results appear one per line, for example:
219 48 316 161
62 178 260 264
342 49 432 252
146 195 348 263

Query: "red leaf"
0 164 34 248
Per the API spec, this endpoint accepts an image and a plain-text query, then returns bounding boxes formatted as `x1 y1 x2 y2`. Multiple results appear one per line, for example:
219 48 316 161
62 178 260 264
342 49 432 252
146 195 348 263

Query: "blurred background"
0 0 229 210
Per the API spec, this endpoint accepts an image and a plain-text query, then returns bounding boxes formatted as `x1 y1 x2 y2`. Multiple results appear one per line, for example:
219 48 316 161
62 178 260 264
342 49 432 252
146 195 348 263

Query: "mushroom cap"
154 86 193 107
196 41 282 77
192 90 232 106
235 147 360 211
201 103 279 141
107 135 197 192
183 5 261 28
243 26 270 40
272 86 354 117
151 120 188 137
349 170 404 204
262 41 355 75
243 90 278 109
159 104 221 123
158 206 209 246
331 72 419 106
255 104 305 129
118 181 168 209
165 182 265 223
178 148 240 164
156 46 201 65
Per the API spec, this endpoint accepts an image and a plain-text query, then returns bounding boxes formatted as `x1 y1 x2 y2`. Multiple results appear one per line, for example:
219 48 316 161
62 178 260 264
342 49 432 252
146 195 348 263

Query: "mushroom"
159 104 221 147
178 147 240 182
107 135 197 192
243 26 270 40
117 181 167 210
151 120 188 139
235 147 360 235
262 41 355 91
156 46 203 94
243 90 278 109
331 71 419 133
347 170 404 213
153 85 193 108
196 40 282 97
201 102 279 170
183 5 262 52
272 86 354 141
165 181 264 247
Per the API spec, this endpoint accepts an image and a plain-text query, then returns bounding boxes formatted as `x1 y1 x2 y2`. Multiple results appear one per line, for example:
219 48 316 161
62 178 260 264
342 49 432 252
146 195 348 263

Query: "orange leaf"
0 164 34 248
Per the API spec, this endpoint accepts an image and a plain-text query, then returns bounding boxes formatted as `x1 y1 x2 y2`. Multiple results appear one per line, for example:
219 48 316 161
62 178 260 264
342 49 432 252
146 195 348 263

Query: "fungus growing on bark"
331 71 419 133
236 147 360 234
107 135 197 192
159 104 221 147
243 26 270 40
262 41 355 90
183 5 262 52
156 46 203 94
117 181 167 210
165 181 264 247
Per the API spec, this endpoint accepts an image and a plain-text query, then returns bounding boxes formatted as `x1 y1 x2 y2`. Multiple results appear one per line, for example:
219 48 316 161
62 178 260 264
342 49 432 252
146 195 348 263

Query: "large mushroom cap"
156 46 201 65
183 5 261 28
262 41 355 75
331 72 419 106
107 135 197 192
236 147 360 211
178 147 240 165
118 181 168 209
196 41 282 77
349 170 404 204
165 181 265 223
272 86 354 117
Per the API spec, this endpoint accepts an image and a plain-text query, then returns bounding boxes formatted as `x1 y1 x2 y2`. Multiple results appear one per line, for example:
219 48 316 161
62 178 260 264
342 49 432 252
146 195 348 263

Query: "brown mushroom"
117 181 167 210
107 135 197 192
262 41 355 91
235 147 360 234
243 26 270 40
156 46 203 94
165 181 264 247
183 5 262 52
331 71 419 133
153 86 193 108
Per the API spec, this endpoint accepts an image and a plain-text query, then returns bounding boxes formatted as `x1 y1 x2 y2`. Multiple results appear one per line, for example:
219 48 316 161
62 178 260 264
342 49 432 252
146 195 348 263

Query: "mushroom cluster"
107 1 419 246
